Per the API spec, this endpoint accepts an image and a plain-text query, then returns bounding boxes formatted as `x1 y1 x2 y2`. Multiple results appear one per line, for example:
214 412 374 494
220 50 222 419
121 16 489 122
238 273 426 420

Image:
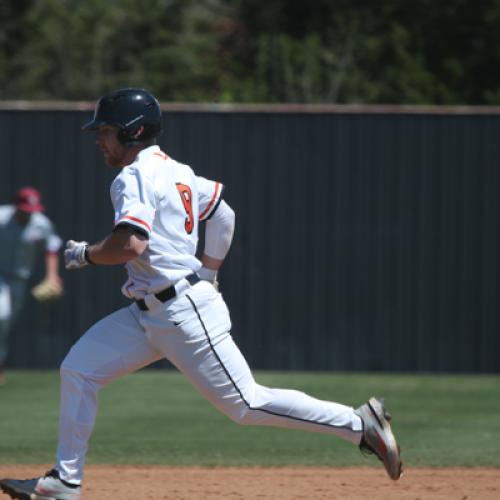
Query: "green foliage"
1 370 500 466
3 0 227 100
1 0 500 103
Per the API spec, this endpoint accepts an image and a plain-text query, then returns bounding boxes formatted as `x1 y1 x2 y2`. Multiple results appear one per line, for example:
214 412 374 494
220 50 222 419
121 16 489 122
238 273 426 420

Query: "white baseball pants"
56 279 362 483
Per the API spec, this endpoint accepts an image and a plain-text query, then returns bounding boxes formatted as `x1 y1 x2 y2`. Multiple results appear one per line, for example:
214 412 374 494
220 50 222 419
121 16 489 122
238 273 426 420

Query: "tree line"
1 0 499 104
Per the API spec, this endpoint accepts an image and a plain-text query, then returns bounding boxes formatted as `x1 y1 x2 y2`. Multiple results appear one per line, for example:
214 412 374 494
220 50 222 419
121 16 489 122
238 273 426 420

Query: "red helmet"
15 187 45 213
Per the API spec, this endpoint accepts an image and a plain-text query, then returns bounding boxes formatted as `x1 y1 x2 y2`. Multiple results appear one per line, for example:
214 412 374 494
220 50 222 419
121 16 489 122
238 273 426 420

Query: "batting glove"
65 240 91 270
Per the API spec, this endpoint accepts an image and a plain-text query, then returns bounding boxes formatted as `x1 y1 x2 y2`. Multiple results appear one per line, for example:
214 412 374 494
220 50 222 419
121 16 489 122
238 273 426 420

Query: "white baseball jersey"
0 205 62 280
110 145 223 298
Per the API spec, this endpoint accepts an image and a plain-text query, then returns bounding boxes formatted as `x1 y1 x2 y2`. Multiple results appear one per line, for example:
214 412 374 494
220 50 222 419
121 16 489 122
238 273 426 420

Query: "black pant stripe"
185 294 352 431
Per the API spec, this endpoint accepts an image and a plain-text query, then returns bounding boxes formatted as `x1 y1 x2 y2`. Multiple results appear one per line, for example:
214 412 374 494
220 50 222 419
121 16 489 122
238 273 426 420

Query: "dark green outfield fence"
1 103 499 373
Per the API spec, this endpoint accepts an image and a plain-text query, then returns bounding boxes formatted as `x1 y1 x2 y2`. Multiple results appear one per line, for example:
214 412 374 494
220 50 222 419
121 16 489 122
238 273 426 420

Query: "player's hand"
64 240 89 270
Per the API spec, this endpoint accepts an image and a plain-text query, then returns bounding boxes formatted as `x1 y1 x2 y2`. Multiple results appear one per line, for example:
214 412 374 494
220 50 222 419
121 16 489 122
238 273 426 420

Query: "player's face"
96 125 129 167
14 210 32 226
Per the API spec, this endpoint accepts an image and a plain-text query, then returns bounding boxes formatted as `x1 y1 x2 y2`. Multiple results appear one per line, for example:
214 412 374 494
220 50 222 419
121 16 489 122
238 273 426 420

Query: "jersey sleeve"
196 176 224 221
111 167 156 238
46 233 62 253
37 215 62 253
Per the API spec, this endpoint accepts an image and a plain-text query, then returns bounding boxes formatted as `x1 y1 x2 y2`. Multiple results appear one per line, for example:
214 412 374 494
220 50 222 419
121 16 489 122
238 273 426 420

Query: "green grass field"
0 370 499 467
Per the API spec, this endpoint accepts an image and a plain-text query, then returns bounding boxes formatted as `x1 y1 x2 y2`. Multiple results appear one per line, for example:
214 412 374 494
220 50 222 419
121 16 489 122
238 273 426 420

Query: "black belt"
136 274 200 311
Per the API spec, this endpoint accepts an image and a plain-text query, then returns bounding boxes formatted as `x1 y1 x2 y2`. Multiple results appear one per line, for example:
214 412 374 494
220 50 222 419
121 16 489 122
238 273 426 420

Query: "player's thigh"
144 285 255 404
62 305 162 382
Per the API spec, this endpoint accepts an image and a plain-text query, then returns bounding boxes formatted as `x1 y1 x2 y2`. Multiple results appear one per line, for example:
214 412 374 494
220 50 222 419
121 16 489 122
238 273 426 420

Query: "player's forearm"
203 200 235 263
201 254 223 271
86 227 148 265
198 201 234 283
44 252 61 281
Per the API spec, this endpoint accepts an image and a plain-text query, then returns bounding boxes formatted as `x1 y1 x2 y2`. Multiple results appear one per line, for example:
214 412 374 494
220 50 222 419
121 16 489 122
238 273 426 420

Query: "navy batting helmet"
82 88 162 145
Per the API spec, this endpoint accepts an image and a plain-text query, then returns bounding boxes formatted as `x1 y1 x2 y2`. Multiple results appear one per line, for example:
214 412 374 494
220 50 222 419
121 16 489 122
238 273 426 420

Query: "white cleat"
0 469 81 500
354 397 404 480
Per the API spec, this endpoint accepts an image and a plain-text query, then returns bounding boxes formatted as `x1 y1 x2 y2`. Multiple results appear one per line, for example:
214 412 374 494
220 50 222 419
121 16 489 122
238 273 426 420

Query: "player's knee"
59 358 83 383
60 358 104 398
60 362 84 397
220 385 270 426
224 403 263 426
60 352 94 386
225 406 251 425
211 397 249 425
237 408 257 426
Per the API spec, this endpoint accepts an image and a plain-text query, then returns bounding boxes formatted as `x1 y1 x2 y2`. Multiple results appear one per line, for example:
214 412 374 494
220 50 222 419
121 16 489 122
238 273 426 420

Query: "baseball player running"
0 88 402 500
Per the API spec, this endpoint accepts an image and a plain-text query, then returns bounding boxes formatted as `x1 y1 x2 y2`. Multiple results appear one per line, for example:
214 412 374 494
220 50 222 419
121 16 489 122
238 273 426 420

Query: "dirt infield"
0 465 499 499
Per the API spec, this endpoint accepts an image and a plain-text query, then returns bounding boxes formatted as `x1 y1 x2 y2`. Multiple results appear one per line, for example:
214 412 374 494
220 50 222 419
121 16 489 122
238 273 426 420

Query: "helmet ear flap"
117 125 144 145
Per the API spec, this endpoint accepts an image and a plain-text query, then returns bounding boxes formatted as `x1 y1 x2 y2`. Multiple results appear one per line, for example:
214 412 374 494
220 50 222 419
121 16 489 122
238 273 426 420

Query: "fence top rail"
1 100 500 115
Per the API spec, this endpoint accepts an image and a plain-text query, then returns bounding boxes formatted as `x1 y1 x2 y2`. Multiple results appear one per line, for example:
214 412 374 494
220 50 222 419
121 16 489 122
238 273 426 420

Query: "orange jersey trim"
199 182 221 220
153 151 169 160
116 215 152 233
